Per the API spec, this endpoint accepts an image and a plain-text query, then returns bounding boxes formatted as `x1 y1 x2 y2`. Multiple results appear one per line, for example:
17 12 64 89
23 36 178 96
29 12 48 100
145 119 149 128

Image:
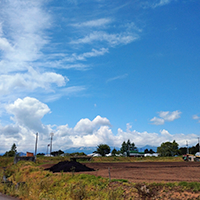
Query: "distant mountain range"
0 145 157 156
64 145 157 155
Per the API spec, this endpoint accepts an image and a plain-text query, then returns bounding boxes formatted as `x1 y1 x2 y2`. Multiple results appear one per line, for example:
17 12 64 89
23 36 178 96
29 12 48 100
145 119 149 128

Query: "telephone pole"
50 132 54 156
186 141 189 154
35 133 38 156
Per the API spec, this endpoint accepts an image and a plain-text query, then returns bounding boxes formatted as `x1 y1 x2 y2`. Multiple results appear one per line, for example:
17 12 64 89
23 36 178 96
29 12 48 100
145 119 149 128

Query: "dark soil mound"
46 161 95 173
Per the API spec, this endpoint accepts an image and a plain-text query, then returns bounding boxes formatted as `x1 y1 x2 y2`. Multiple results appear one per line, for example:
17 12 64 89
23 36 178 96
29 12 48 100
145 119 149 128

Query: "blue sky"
0 0 200 154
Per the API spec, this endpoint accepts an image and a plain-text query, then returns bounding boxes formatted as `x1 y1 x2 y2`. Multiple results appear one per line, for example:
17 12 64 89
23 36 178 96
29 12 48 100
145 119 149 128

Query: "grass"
0 156 199 200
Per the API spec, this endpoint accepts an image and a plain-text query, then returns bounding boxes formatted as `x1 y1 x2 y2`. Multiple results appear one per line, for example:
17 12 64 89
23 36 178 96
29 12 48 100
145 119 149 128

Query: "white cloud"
141 0 172 9
65 48 109 62
44 86 86 102
71 31 138 46
0 99 198 154
153 0 172 8
0 67 67 95
159 110 181 121
0 0 50 73
150 110 181 125
106 73 128 83
150 117 165 125
72 18 112 27
6 97 51 133
74 115 111 135
193 114 200 123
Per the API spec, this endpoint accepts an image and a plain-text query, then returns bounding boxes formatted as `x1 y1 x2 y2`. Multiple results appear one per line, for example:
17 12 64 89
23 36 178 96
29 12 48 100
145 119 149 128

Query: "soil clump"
46 161 94 173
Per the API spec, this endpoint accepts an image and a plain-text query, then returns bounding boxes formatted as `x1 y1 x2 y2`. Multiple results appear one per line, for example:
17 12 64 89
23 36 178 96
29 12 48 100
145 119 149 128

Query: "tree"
111 148 117 156
3 143 17 157
189 143 200 154
37 153 45 156
157 140 179 157
95 144 110 156
120 140 137 154
51 150 64 156
149 149 155 154
144 149 149 153
11 143 17 153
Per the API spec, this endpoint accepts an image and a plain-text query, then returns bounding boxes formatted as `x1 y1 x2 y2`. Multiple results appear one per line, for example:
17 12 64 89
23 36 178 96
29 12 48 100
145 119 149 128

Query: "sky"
0 0 200 154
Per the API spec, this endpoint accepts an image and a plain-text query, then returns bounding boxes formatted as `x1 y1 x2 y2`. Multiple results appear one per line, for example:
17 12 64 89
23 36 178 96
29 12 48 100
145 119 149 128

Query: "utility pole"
50 132 54 156
35 133 38 157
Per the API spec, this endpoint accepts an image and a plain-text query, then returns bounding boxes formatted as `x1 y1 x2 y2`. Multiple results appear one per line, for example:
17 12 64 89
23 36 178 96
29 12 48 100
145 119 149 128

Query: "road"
0 193 20 200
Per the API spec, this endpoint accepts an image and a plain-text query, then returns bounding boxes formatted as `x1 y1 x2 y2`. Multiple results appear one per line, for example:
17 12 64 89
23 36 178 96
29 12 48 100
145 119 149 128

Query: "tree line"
2 140 200 157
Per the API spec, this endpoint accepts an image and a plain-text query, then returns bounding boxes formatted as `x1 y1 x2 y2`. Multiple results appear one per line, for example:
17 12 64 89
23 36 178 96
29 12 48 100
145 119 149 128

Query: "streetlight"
50 132 54 156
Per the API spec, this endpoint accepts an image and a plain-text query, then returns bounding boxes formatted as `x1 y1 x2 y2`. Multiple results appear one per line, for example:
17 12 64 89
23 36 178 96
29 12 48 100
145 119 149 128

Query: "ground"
42 161 200 183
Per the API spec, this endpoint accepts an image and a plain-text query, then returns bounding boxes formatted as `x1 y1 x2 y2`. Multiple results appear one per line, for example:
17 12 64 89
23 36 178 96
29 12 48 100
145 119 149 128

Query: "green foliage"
51 150 64 156
178 182 200 192
111 179 128 183
69 152 86 156
120 139 137 154
157 140 179 157
144 148 155 154
3 143 17 157
111 148 117 156
189 143 200 154
95 144 111 156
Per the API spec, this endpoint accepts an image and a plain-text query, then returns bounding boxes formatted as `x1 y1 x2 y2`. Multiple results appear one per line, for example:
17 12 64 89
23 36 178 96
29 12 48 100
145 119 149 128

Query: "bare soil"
81 162 200 183
42 161 200 182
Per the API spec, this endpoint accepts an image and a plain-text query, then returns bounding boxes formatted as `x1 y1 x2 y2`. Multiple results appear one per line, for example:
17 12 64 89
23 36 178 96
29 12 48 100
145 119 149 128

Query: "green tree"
3 143 17 157
51 150 64 156
144 149 149 153
111 148 117 156
179 147 187 155
120 140 137 154
149 149 155 154
189 143 200 154
95 144 110 156
157 140 179 157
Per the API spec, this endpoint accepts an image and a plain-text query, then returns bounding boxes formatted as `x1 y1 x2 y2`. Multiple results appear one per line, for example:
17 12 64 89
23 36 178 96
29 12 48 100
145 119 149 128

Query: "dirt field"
42 161 200 183
78 162 200 183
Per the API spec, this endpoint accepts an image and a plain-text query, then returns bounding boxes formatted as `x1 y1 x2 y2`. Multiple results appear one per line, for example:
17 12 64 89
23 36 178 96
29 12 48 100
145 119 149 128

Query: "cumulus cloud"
150 110 181 125
0 98 198 154
69 115 111 135
6 97 51 133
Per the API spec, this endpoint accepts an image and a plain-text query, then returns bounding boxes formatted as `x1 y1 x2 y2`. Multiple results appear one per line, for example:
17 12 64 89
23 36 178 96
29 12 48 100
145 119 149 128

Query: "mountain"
64 147 97 155
64 146 157 154
64 146 121 155
138 145 157 153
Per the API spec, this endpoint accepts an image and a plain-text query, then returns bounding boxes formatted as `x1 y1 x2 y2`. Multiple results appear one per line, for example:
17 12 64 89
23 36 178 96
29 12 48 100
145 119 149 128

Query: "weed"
111 178 128 183
135 183 161 200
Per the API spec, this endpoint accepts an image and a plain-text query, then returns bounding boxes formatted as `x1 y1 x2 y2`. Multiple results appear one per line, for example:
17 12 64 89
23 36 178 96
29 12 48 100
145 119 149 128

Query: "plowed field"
79 162 200 183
